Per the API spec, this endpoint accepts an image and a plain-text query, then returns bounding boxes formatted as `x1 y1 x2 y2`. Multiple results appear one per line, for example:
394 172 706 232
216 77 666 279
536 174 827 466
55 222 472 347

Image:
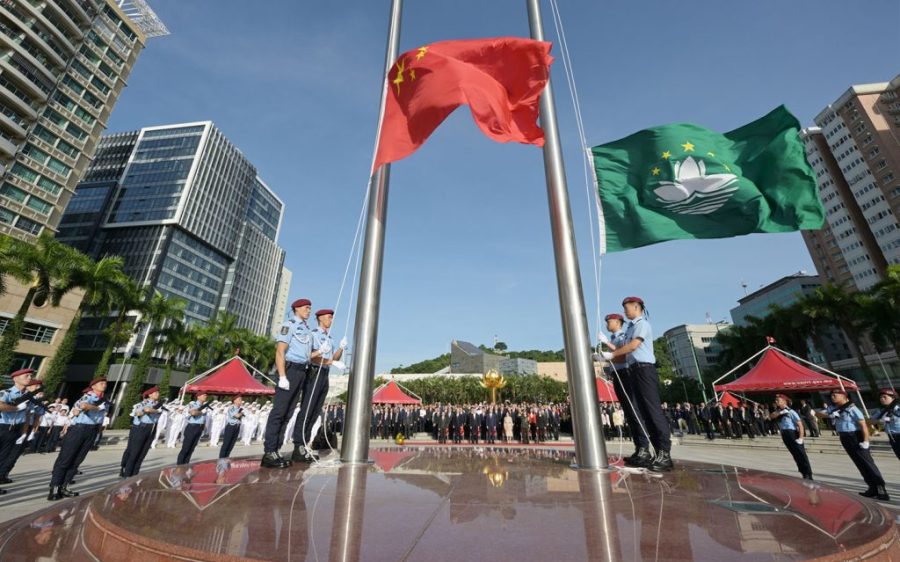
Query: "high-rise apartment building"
663 324 726 382
0 0 166 240
801 75 900 290
58 122 286 347
0 0 164 377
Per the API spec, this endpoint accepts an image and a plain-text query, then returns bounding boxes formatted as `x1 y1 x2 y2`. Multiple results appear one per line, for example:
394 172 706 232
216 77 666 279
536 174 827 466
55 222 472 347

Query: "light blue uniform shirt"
609 329 628 368
826 404 864 433
0 387 28 425
130 402 144 427
312 327 335 362
185 400 207 425
624 316 655 366
776 409 801 431
873 401 900 434
135 398 160 425
225 405 242 426
72 392 105 425
276 316 312 364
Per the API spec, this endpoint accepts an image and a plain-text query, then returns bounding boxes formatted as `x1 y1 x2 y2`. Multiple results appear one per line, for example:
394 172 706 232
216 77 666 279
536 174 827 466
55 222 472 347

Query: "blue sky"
107 1 899 371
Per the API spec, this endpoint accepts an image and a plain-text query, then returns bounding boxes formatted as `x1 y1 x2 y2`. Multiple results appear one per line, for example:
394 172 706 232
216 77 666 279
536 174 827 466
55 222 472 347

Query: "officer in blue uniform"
293 308 346 462
598 312 651 467
768 393 812 479
177 392 209 465
48 377 108 500
872 388 900 460
0 376 45 485
0 369 38 494
219 395 244 458
263 298 313 468
816 388 889 500
601 297 672 472
121 386 162 477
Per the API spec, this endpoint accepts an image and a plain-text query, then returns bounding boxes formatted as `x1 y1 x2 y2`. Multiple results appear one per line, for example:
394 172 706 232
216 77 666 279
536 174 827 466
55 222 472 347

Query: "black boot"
48 486 61 501
0 477 13 485
59 485 78 498
261 452 289 469
875 486 890 501
648 450 674 472
859 487 878 498
291 445 306 463
624 447 652 468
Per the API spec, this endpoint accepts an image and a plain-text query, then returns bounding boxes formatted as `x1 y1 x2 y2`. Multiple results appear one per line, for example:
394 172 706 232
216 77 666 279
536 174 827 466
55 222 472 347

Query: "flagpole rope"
548 0 602 336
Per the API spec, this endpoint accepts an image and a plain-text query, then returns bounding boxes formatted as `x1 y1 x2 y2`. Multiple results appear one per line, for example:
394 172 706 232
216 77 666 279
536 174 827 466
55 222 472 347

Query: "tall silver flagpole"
341 0 403 464
526 0 608 469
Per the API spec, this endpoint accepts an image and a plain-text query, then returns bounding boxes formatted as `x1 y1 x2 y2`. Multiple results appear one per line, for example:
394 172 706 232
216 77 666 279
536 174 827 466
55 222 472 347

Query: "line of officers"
0 369 110 501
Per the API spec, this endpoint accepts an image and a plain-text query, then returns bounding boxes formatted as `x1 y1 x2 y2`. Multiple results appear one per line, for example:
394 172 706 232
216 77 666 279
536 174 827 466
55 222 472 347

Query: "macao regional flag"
591 106 824 253
373 37 553 171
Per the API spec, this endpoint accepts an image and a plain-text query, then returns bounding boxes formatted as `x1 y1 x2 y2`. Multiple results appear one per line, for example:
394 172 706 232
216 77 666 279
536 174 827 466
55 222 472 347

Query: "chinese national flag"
373 37 553 171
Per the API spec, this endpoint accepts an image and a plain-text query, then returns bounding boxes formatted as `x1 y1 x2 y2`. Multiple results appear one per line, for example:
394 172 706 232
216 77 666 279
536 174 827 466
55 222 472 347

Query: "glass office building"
58 122 287 348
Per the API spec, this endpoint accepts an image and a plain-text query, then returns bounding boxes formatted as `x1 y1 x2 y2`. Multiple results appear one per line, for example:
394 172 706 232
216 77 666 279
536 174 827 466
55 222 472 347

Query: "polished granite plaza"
0 446 896 561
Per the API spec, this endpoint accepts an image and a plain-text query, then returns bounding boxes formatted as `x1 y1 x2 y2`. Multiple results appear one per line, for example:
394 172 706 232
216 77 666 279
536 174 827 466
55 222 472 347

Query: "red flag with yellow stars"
373 37 553 171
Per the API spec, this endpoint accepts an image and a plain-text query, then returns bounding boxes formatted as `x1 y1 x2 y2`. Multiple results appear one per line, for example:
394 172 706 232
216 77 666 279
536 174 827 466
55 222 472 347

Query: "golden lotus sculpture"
480 370 507 404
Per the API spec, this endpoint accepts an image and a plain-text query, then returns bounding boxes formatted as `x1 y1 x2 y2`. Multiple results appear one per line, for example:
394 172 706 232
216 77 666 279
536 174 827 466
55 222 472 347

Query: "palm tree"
157 319 191 399
867 265 900 357
801 284 879 393
113 289 186 428
0 233 82 374
94 275 144 378
41 255 127 395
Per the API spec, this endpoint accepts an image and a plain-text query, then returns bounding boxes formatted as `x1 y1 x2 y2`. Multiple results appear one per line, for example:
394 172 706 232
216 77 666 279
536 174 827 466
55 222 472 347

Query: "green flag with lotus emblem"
591 105 824 253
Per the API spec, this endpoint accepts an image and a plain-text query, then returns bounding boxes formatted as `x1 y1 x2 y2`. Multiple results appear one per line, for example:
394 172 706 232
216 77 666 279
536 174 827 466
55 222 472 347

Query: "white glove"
339 337 348 350
598 332 610 345
15 434 25 445
781 409 790 416
16 402 28 411
829 411 840 419
319 340 332 354
277 377 290 391
601 352 614 361
591 353 602 362
27 433 35 441
97 402 107 411
331 360 346 370
795 438 803 445
859 441 870 450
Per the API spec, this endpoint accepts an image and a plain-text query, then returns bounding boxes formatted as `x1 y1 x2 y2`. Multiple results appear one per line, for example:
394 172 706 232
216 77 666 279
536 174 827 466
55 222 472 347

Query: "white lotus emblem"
654 157 739 215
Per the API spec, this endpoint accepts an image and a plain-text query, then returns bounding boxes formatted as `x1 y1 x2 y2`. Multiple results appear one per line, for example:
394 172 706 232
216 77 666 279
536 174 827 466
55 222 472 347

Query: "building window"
0 318 57 343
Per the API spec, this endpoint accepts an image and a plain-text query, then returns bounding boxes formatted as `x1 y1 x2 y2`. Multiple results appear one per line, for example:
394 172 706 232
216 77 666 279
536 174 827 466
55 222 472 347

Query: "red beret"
11 368 34 379
143 386 159 398
622 296 644 307
291 298 311 309
878 388 897 397
774 393 791 405
604 313 624 322
88 377 107 388
315 309 334 317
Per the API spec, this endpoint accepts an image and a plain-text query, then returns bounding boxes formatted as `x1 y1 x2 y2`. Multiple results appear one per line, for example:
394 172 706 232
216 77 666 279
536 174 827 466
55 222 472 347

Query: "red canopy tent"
184 357 275 396
714 348 858 394
596 377 618 402
719 391 742 407
372 380 421 404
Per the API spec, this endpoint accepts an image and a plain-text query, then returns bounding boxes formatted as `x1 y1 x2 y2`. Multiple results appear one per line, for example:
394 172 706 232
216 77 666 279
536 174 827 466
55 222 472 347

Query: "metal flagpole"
526 0 608 469
341 0 403 464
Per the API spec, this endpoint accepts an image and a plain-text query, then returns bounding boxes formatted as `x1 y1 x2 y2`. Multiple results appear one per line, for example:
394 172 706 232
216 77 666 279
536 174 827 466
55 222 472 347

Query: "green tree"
113 290 185 428
494 341 508 352
800 284 878 393
0 233 81 374
42 255 127 395
867 265 900 357
94 276 144 378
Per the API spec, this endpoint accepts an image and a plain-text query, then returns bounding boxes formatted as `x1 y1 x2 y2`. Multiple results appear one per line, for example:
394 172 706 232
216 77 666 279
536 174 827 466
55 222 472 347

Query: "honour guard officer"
263 298 313 468
292 308 346 462
768 394 813 479
121 387 162 477
872 388 900 460
0 369 38 493
48 377 108 500
601 297 673 472
598 313 652 467
219 395 244 458
177 392 209 465
0 376 45 485
816 389 889 500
